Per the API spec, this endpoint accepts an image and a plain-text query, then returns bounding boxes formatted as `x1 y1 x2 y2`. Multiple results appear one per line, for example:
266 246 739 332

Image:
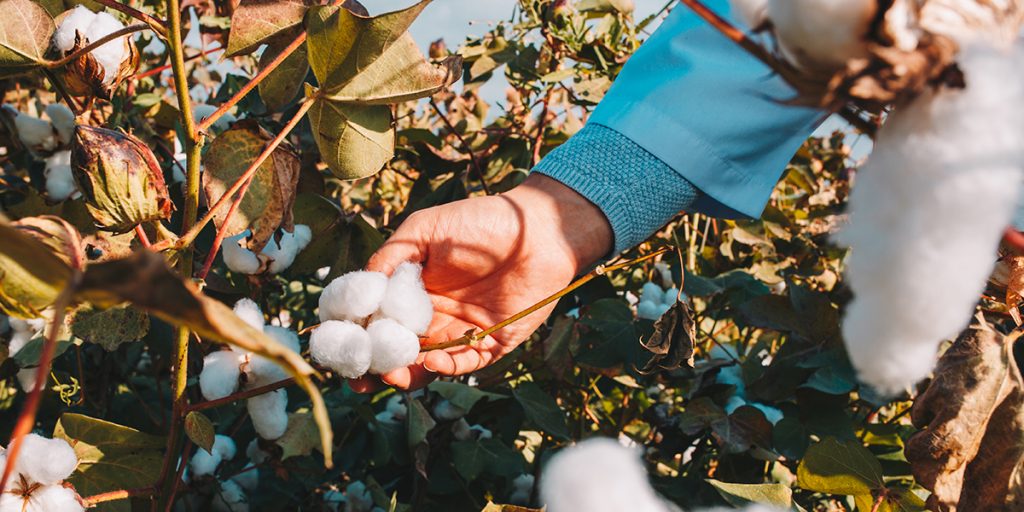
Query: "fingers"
380 363 437 390
347 375 384 394
365 212 430 276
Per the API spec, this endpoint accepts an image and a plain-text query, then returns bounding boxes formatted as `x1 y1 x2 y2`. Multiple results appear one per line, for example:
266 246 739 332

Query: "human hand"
350 174 612 391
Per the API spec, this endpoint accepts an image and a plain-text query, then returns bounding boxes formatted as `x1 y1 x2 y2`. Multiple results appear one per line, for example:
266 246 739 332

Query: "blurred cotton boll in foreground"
540 437 668 512
765 0 877 72
838 42 1024 395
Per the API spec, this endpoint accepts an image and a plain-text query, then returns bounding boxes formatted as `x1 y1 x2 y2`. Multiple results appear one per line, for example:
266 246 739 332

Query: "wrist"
504 173 613 273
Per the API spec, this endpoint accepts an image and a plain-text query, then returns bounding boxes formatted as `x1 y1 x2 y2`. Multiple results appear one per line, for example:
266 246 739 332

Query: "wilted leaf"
0 0 54 77
638 299 695 374
276 410 321 460
707 479 793 508
0 217 76 318
225 0 311 56
258 38 309 112
429 381 506 411
906 327 1024 511
184 411 216 454
53 413 164 512
72 304 149 351
202 120 301 252
513 381 569 440
74 251 333 464
797 437 884 497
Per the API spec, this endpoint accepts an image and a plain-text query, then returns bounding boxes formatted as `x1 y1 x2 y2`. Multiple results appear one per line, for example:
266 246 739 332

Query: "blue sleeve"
533 0 823 254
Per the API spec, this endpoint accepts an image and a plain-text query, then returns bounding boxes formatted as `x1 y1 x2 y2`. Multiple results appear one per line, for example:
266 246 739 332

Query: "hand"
351 174 613 391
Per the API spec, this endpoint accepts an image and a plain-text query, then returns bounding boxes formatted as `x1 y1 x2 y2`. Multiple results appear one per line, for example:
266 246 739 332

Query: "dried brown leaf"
637 299 695 374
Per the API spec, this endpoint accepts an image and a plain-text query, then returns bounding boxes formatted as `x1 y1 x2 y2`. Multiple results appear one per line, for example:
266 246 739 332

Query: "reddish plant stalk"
91 0 167 35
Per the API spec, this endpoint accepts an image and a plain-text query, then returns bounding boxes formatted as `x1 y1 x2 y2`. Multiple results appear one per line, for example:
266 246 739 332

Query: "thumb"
365 213 429 276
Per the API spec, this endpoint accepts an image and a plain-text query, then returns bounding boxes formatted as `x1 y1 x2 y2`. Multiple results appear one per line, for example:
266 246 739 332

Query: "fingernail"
422 358 438 373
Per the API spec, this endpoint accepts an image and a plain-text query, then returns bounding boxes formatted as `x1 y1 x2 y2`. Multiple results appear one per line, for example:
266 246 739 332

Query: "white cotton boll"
309 320 373 378
190 448 223 477
213 434 237 460
200 350 244 401
540 438 667 512
510 473 535 503
44 104 75 146
13 434 78 485
212 479 249 512
636 300 662 320
366 319 420 374
345 481 373 512
245 356 288 388
16 368 38 391
663 287 679 305
193 104 237 132
263 325 300 354
83 12 127 85
245 439 270 464
247 389 289 440
262 231 299 274
315 266 331 281
640 282 664 305
750 402 784 425
729 0 768 29
233 298 265 331
223 233 261 275
293 224 313 250
318 271 389 323
24 484 85 512
837 43 1024 395
766 0 877 72
54 6 97 51
656 302 670 317
432 399 466 421
385 395 407 421
232 464 259 491
15 114 58 152
378 263 433 335
44 150 78 201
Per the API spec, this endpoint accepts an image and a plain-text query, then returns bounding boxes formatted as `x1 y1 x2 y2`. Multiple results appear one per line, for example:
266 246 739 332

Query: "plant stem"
84 487 155 506
135 46 223 80
195 32 308 135
429 97 492 195
92 0 168 36
421 247 673 351
46 25 151 68
186 378 296 412
135 224 152 248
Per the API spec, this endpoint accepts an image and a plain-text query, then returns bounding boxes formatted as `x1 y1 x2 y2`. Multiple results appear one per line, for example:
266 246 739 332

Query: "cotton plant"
5 318 47 392
53 5 137 96
309 263 433 378
198 299 300 439
222 226 313 275
709 345 783 425
0 434 83 512
636 281 681 321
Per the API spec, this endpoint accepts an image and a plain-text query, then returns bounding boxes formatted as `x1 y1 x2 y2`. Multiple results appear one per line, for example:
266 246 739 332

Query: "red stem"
186 378 296 412
163 439 192 512
136 47 223 80
135 224 152 248
91 0 167 33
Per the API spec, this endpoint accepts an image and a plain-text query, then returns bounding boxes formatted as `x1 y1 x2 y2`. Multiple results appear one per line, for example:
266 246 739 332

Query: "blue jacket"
534 0 823 254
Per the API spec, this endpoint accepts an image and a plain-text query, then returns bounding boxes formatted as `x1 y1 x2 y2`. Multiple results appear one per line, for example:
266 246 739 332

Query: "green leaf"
797 437 885 497
225 0 311 57
451 438 524 480
428 381 506 411
406 398 435 447
275 410 321 460
11 332 72 367
72 304 150 351
306 91 394 180
258 39 309 112
53 413 164 512
707 479 793 508
513 381 569 440
0 218 74 319
0 0 54 76
184 411 216 454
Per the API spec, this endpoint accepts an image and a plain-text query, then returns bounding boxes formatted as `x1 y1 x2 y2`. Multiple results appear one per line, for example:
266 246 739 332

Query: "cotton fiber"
309 320 373 378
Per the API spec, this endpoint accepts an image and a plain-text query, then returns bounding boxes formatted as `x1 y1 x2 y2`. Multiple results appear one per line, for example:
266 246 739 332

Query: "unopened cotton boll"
729 0 768 29
378 263 433 334
366 319 420 374
14 113 58 152
44 103 75 145
319 271 389 322
837 43 1024 395
200 350 244 400
309 320 373 378
432 399 466 421
212 479 249 512
247 389 289 440
540 438 667 512
766 0 877 72
13 434 78 485
233 299 265 331
223 233 262 275
45 150 79 201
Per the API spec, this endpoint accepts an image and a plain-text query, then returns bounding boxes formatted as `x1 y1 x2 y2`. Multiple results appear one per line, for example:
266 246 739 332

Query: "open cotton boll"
509 473 535 504
640 282 664 305
233 298 265 331
245 439 270 465
212 434 237 460
366 319 420 374
293 224 313 250
79 11 127 85
263 325 301 354
309 320 373 378
385 395 407 421
247 389 289 440
20 484 85 512
262 229 306 274
44 103 75 145
766 0 876 72
14 114 58 152
452 419 492 441
540 438 667 512
319 271 389 322
45 150 79 201
729 0 768 29
378 263 434 335
232 464 259 491
636 300 663 320
200 350 245 400
13 434 78 485
54 5 97 51
663 287 679 304
212 478 249 512
223 233 262 275
190 446 223 477
432 399 466 421
837 43 1024 395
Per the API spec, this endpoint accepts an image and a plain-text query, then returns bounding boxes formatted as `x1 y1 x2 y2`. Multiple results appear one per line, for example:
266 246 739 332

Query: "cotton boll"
212 479 249 512
16 368 38 392
14 114 58 152
82 12 127 85
366 319 420 374
190 448 222 477
247 389 289 440
663 287 679 305
640 282 664 305
13 434 78 485
232 464 259 491
54 6 97 51
451 419 487 441
766 0 877 72
293 224 312 250
309 320 373 378
319 271 389 322
509 473 535 504
24 484 85 512
345 481 373 512
385 395 407 421
233 298 265 331
223 233 262 275
245 439 270 464
378 263 433 334
262 231 300 274
200 350 244 400
837 43 1024 395
432 399 466 421
44 103 75 145
540 438 667 512
212 434 237 460
263 325 300 354
44 150 78 201
636 300 662 320
729 0 768 29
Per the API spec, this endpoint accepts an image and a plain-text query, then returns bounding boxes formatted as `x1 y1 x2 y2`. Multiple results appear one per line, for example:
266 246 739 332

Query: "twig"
91 0 168 36
84 487 155 506
135 224 152 249
164 439 192 512
46 25 151 68
429 97 492 195
421 247 673 351
186 378 296 412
